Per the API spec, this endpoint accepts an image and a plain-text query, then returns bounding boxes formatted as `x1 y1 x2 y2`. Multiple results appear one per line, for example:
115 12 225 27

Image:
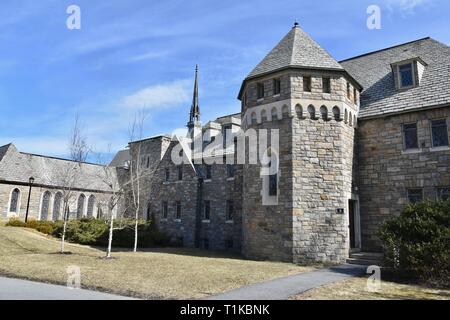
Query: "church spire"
189 65 200 123
187 65 201 138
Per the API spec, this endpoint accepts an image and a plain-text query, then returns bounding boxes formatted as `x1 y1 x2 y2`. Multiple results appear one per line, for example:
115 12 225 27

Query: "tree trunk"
107 216 114 258
60 206 68 254
133 212 138 252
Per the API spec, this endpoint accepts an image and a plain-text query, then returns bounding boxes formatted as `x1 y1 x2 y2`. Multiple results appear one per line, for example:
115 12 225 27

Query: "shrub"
379 200 450 286
6 218 26 227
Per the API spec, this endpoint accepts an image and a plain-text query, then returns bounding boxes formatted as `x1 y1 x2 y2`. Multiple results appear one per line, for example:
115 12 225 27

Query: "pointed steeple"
189 65 200 123
187 65 201 138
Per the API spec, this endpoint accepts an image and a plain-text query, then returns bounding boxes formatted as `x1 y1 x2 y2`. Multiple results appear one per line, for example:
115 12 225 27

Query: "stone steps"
346 252 384 266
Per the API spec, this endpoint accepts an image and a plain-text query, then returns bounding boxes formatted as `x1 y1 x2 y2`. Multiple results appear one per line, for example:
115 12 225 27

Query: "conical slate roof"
247 24 343 79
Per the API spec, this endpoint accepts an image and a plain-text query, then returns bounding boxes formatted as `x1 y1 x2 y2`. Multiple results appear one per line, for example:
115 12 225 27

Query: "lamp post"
25 177 34 223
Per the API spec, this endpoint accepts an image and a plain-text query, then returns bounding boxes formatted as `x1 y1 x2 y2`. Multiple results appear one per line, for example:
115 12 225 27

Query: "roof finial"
293 21 299 28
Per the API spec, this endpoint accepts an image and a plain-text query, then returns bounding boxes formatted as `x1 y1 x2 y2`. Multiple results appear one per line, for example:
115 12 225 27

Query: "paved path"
209 264 367 300
0 276 135 300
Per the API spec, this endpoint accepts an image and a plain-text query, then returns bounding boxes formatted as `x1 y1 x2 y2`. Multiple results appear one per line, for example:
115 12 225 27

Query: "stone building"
1 24 449 264
0 144 119 221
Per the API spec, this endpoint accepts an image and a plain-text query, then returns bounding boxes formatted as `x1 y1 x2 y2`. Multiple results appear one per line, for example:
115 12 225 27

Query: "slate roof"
248 25 343 79
0 144 117 192
109 149 130 167
341 38 450 119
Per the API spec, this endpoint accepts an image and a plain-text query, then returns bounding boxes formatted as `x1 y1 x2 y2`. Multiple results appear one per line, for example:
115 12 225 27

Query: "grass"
0 226 311 299
292 276 450 300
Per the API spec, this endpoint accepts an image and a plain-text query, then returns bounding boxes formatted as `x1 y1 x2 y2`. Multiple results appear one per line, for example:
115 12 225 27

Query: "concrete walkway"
0 276 135 300
209 264 367 300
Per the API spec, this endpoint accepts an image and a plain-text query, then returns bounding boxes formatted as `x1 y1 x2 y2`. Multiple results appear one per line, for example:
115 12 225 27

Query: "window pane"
399 64 413 87
257 83 264 99
408 189 423 204
437 188 450 201
273 78 281 95
204 201 210 220
303 77 311 92
322 78 330 93
403 123 418 149
226 200 234 221
431 119 449 147
227 164 235 178
9 189 20 212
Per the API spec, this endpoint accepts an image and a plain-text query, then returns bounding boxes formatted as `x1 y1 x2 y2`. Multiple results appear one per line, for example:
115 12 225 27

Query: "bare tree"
94 147 126 258
128 110 148 253
58 115 89 254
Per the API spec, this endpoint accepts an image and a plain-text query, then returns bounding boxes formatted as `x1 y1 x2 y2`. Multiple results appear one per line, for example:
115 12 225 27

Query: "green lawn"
0 226 311 299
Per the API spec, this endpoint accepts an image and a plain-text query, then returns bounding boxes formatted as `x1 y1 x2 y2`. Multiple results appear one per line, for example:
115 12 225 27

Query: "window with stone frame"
398 63 414 89
165 168 170 182
257 82 264 99
353 88 358 104
205 165 212 180
268 161 278 196
226 200 234 221
227 164 235 178
203 200 211 220
9 188 20 213
403 123 419 150
407 188 423 204
273 78 281 95
431 119 449 148
40 191 51 221
175 201 181 220
177 165 183 180
322 77 331 94
303 76 311 92
77 194 85 219
347 82 351 100
437 187 450 201
162 201 168 219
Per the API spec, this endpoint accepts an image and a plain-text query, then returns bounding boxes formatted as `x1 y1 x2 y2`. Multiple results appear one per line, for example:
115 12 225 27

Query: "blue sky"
0 0 448 161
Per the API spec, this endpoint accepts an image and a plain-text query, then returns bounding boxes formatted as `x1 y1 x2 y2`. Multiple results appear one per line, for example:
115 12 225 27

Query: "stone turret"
238 23 362 263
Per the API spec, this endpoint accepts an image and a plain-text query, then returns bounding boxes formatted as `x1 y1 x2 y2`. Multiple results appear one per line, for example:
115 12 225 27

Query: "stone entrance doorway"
348 199 360 250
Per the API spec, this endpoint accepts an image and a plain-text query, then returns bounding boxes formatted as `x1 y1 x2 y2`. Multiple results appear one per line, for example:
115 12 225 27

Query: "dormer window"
392 58 427 91
399 63 414 88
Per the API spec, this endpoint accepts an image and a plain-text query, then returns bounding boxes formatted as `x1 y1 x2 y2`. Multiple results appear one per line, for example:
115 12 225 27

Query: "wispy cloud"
119 80 191 110
128 50 170 62
386 0 433 15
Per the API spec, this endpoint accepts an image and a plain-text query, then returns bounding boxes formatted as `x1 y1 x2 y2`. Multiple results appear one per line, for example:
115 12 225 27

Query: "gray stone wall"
356 107 450 251
0 182 112 221
149 139 243 251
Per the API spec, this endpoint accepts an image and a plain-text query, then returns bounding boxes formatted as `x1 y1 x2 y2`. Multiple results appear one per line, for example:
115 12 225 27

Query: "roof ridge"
340 37 432 63
19 151 105 167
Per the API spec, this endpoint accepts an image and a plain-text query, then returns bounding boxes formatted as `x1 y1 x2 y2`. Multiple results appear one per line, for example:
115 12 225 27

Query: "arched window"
349 112 353 126
9 188 20 213
320 106 328 121
77 194 86 219
295 104 303 118
87 195 96 218
40 191 51 221
344 109 348 124
332 106 341 121
251 112 257 125
307 105 316 119
261 109 267 122
281 105 289 118
271 107 278 120
52 192 63 221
